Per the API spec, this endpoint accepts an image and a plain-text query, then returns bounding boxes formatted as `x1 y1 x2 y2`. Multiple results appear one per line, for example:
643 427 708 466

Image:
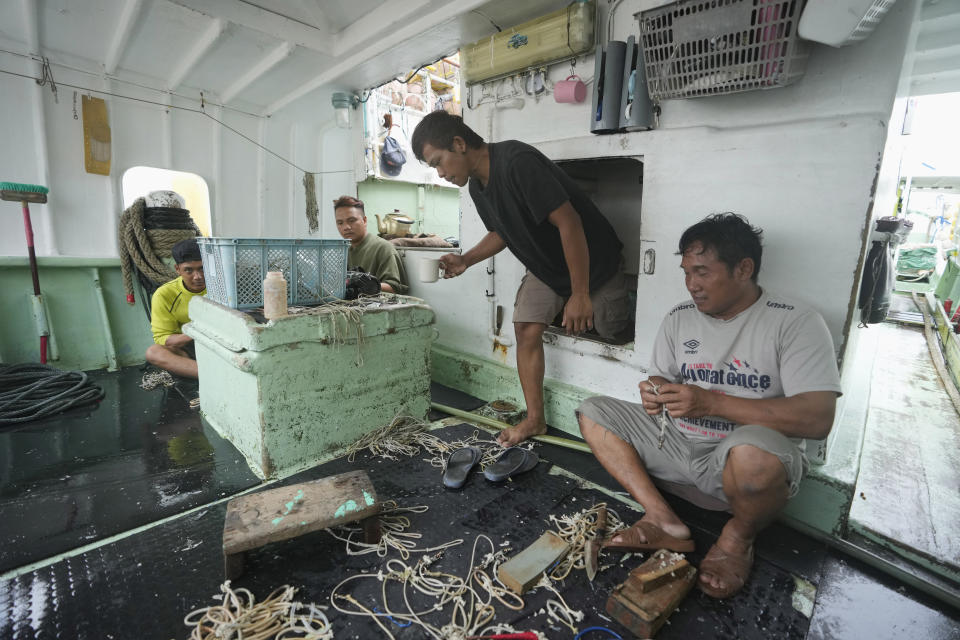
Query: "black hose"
0 364 105 425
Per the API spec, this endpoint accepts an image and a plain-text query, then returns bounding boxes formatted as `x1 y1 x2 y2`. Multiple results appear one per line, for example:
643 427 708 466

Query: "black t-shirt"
468 141 623 296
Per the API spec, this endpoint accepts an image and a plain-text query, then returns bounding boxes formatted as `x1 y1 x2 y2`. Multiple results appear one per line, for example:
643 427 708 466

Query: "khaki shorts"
577 396 808 503
513 270 631 339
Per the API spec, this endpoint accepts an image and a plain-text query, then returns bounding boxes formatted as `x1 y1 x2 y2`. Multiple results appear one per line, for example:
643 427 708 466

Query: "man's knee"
576 398 609 439
725 444 787 497
514 322 545 346
145 344 164 365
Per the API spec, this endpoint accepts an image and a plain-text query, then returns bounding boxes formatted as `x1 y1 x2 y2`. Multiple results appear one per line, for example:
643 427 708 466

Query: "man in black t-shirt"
412 112 631 446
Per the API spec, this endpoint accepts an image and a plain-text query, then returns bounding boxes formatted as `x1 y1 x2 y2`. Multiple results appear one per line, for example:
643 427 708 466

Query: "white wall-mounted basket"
798 0 897 47
638 0 810 100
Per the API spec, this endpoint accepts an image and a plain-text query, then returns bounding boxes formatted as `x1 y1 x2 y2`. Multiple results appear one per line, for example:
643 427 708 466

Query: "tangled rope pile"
345 413 530 473
0 364 104 425
329 535 547 640
184 581 332 640
325 501 463 561
140 369 175 390
547 503 628 581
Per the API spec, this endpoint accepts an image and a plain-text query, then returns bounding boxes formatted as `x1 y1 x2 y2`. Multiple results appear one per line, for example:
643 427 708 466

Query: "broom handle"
21 201 41 296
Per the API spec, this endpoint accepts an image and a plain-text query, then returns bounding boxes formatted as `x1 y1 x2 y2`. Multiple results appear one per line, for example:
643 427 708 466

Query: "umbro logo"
683 339 700 352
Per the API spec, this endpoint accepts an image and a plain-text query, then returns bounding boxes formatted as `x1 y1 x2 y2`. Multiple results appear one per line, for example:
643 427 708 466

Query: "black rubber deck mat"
0 367 260 573
1 423 815 639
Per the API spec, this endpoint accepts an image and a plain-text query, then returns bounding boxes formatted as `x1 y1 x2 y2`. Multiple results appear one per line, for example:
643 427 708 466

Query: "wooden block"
606 563 696 638
222 470 381 575
498 531 571 595
632 549 690 593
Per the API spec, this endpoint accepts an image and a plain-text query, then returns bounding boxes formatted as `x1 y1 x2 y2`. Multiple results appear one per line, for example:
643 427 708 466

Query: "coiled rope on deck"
0 364 105 425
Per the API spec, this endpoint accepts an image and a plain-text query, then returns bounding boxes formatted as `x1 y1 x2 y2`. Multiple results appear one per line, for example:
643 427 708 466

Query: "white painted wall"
409 0 922 404
0 46 354 259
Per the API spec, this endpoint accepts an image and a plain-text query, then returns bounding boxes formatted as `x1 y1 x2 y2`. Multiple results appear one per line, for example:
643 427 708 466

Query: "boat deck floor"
849 315 960 573
0 371 957 638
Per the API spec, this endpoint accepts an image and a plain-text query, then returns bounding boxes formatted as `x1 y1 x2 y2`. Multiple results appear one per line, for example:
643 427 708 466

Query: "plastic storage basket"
638 0 809 100
197 237 349 310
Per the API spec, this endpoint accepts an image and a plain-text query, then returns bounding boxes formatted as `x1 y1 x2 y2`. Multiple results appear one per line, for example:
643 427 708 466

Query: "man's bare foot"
698 532 754 598
497 416 547 446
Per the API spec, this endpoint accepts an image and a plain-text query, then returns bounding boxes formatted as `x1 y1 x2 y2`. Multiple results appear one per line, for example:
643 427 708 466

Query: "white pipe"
91 268 119 371
23 0 59 255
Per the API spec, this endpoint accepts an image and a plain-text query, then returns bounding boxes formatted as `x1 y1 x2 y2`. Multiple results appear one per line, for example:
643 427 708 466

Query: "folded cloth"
389 234 453 248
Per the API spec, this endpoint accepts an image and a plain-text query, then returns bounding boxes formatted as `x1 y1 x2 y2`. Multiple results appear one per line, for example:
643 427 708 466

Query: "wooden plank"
606 563 697 638
498 531 571 595
632 549 690 593
222 470 381 555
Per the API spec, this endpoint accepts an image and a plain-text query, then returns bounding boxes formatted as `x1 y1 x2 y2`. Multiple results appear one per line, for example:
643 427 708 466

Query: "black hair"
411 111 484 161
333 195 364 212
677 213 763 282
171 238 201 264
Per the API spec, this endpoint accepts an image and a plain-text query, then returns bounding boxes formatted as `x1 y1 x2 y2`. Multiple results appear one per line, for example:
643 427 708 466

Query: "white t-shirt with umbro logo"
649 289 842 441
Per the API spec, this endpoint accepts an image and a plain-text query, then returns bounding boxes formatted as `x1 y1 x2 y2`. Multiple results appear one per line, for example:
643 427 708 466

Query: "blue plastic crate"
196 237 349 309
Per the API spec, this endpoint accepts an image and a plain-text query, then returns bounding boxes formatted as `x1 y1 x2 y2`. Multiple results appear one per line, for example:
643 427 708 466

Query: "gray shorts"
513 270 631 339
577 396 808 503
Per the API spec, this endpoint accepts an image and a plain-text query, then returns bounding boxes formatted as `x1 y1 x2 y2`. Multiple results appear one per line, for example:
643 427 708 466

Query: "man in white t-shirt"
577 213 841 599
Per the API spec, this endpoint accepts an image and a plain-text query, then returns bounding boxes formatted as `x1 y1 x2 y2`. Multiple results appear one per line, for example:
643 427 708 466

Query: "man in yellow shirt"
145 238 206 378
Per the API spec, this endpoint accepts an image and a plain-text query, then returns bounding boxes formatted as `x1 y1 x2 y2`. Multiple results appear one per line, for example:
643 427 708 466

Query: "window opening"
121 166 212 236
358 54 462 245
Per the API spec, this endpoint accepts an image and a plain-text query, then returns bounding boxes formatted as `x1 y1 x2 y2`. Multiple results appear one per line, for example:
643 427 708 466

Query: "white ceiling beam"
19 0 38 53
167 18 226 91
266 0 487 115
105 0 146 74
220 41 294 103
169 0 332 54
331 0 431 56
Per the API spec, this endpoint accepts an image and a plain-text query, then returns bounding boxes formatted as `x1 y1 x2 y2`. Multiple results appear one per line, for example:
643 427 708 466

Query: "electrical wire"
0 364 105 425
0 65 354 177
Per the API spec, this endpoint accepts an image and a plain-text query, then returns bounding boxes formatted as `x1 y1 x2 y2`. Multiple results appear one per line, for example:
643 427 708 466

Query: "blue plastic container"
196 237 349 309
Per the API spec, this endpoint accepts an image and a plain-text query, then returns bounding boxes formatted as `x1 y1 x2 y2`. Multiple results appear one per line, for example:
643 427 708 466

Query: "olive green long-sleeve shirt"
349 233 409 294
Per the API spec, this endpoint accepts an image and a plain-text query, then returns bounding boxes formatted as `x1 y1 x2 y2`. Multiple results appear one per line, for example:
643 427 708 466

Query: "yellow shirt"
150 277 206 345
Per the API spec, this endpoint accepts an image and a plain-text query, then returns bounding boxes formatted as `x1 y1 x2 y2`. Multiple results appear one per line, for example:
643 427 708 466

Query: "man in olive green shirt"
145 238 206 378
334 195 409 294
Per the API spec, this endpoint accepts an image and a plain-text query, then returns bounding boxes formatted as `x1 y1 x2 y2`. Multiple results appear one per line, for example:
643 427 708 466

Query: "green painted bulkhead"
0 257 152 370
185 295 436 479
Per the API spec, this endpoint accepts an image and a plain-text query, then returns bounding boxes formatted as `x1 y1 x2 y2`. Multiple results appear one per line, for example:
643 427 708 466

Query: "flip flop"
483 447 539 482
698 543 754 599
442 446 482 489
601 520 695 553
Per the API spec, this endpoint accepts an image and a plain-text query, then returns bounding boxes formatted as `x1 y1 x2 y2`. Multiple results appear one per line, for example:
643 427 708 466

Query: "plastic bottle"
263 271 288 320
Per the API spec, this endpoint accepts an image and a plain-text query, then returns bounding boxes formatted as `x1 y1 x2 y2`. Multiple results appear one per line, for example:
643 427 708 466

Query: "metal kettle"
375 209 415 235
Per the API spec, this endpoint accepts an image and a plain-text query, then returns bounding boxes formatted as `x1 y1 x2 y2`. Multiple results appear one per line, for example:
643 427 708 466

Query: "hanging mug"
554 75 587 103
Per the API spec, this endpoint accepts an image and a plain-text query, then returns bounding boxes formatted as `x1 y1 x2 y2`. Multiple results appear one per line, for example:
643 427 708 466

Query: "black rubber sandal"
442 446 482 489
483 447 539 482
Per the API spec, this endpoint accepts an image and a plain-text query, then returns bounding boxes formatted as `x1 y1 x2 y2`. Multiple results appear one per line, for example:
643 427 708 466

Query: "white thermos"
263 271 288 320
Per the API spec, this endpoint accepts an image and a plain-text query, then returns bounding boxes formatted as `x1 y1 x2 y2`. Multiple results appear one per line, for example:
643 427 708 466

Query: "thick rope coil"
118 197 178 303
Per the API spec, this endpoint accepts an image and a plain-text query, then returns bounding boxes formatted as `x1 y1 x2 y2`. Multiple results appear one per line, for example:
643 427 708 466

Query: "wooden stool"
222 470 382 579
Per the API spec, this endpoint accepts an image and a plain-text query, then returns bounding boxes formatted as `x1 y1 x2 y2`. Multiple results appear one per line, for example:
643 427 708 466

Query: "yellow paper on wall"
82 95 111 175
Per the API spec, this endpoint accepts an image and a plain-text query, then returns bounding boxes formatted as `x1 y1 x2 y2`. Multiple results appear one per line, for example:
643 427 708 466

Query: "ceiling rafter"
169 0 333 55
167 18 227 91
266 0 488 115
220 41 294 103
330 0 431 56
105 0 146 74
